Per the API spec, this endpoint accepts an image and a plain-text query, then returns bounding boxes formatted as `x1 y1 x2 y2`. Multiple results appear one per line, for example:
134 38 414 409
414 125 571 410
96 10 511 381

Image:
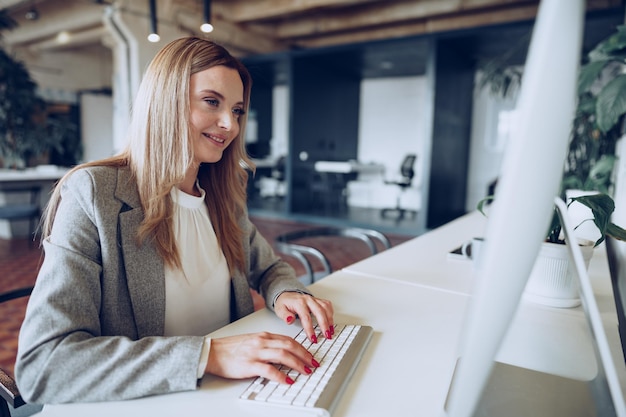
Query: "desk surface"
314 160 384 174
0 166 68 184
38 212 626 417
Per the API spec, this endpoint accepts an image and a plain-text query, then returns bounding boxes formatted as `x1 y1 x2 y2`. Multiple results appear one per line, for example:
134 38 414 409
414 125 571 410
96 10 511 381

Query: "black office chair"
0 286 43 417
275 227 391 284
381 154 417 220
0 186 41 246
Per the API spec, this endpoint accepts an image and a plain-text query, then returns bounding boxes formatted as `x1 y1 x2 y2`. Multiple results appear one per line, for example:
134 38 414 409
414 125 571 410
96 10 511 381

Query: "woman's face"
189 65 245 165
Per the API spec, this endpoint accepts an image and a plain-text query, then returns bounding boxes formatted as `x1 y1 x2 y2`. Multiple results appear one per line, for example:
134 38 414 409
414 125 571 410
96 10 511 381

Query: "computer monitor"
443 0 626 416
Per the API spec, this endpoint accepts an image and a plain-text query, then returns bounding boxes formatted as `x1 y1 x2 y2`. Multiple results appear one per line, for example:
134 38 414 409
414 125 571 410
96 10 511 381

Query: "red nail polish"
331 325 335 335
311 334 318 344
286 376 295 384
304 366 312 374
325 330 332 340
311 358 320 367
286 316 294 324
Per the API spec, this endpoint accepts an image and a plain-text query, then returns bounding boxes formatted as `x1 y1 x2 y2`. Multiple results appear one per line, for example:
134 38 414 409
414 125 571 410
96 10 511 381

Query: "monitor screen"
444 0 591 416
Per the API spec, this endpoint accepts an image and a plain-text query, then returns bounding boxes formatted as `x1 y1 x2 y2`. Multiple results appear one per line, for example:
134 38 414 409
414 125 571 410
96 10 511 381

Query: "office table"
38 212 626 417
313 160 385 175
0 166 68 238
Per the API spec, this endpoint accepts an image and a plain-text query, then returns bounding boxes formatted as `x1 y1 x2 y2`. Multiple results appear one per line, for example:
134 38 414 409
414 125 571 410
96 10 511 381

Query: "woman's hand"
274 292 334 344
205 332 320 384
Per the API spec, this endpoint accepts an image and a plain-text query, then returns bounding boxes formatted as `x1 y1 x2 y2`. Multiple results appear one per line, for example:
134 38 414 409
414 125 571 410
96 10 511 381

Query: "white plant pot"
523 240 594 308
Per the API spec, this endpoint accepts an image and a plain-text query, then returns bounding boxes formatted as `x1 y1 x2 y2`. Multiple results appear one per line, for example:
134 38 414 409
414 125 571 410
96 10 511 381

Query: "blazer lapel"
115 169 166 338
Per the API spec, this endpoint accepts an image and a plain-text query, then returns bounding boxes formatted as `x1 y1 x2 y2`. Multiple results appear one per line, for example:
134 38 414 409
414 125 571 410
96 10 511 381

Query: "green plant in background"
478 25 626 195
0 10 79 168
0 10 41 168
563 25 626 194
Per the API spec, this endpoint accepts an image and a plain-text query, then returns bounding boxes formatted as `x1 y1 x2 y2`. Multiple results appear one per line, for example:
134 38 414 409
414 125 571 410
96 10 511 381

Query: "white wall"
466 75 518 211
349 76 426 211
357 76 426 184
81 93 114 162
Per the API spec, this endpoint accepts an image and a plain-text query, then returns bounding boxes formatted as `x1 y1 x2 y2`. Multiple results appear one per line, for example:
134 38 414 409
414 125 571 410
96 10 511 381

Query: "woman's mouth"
203 133 226 144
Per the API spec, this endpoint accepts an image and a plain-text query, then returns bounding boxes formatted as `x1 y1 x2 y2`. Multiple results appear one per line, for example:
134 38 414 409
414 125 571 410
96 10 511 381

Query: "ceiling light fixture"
147 0 160 42
24 8 39 20
56 31 70 44
200 0 214 33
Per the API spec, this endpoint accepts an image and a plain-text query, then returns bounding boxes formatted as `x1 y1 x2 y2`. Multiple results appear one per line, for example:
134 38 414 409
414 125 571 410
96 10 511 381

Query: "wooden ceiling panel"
1 0 623 57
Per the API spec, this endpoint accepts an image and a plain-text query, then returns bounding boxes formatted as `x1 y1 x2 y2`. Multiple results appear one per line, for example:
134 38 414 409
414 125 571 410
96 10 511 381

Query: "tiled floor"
0 215 412 379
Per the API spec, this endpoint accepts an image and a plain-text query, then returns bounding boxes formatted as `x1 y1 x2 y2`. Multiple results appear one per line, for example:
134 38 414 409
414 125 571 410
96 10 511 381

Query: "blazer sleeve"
15 169 205 404
240 215 311 311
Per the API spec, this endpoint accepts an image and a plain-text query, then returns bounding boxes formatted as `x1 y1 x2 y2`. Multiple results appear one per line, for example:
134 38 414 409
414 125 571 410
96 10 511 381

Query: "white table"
0 166 68 238
313 161 384 175
38 212 626 417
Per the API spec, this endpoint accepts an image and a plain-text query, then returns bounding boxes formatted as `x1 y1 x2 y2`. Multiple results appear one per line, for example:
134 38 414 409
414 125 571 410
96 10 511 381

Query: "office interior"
2 2 626 416
0 0 624 238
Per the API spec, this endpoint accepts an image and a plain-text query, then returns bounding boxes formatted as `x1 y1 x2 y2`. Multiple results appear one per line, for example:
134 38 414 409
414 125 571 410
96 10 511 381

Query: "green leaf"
596 74 626 133
476 196 493 216
598 25 626 55
578 60 608 94
607 223 626 242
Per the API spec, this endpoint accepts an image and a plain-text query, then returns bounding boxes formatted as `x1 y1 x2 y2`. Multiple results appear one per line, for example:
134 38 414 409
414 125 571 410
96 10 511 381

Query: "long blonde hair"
42 37 254 273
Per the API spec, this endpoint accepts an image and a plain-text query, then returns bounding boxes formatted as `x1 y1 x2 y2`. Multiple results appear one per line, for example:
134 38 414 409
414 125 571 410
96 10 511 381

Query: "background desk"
39 212 626 417
0 166 68 239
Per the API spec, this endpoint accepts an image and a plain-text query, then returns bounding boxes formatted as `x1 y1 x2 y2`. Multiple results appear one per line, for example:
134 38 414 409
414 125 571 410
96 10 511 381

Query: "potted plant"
479 193 626 307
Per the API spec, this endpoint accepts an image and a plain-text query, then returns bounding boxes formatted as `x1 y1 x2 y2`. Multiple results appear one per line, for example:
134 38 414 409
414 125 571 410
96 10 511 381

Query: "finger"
256 339 317 378
275 303 297 325
301 297 334 340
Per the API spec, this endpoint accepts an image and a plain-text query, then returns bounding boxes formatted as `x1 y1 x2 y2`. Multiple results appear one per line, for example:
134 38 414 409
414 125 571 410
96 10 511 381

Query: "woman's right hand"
205 332 320 384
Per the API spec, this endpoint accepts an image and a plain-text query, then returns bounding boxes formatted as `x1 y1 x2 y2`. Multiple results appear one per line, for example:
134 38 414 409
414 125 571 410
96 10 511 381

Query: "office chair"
275 227 391 284
381 154 417 220
0 186 42 246
0 286 42 417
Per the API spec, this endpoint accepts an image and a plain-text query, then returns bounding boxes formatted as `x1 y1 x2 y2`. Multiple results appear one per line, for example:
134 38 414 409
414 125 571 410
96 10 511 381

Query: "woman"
15 37 334 404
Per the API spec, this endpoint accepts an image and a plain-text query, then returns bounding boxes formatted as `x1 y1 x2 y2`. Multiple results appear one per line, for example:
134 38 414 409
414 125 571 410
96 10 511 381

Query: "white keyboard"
239 324 373 416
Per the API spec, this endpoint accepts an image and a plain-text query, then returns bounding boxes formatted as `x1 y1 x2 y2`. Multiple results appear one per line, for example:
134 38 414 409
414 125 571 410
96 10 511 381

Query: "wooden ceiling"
1 0 623 57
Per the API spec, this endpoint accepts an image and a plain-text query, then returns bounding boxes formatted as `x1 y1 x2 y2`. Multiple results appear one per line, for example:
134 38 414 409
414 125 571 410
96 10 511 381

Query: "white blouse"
163 185 231 339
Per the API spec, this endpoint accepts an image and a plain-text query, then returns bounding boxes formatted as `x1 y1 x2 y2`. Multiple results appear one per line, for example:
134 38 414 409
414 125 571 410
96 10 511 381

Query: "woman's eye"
204 98 219 107
233 107 246 118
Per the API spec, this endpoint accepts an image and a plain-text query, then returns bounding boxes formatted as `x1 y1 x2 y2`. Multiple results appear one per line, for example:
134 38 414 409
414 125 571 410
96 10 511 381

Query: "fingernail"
286 376 295 384
311 358 320 368
311 334 318 344
304 366 312 374
286 316 294 324
325 330 332 340
331 325 335 335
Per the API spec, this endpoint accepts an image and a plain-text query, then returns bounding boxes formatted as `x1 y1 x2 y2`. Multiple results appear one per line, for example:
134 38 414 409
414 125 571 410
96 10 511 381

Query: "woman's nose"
217 110 235 130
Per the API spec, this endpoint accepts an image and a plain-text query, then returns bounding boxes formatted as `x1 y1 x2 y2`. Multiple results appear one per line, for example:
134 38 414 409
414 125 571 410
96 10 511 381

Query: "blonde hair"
42 37 254 273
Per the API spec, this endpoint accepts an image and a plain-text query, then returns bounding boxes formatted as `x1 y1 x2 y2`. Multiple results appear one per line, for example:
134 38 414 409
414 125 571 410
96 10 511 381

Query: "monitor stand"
445 358 616 417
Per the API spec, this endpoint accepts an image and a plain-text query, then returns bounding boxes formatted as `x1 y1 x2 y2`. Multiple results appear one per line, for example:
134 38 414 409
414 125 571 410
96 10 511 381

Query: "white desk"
313 160 384 175
38 212 626 417
0 166 68 238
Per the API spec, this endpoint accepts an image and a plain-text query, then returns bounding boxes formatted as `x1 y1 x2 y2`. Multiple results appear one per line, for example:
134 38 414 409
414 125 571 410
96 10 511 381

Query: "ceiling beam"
223 0 385 23
176 10 288 55
3 2 105 46
273 0 539 41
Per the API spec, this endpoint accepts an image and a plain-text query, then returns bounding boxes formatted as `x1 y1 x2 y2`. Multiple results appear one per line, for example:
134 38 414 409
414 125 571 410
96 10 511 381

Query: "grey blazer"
15 166 308 404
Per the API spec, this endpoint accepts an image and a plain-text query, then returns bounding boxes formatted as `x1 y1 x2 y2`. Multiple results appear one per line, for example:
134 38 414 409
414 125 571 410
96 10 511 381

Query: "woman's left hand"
274 292 334 344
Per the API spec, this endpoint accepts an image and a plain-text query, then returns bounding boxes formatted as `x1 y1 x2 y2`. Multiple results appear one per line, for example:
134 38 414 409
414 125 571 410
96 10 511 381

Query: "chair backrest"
0 286 41 417
0 186 42 245
399 154 416 183
275 227 391 284
606 236 626 364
